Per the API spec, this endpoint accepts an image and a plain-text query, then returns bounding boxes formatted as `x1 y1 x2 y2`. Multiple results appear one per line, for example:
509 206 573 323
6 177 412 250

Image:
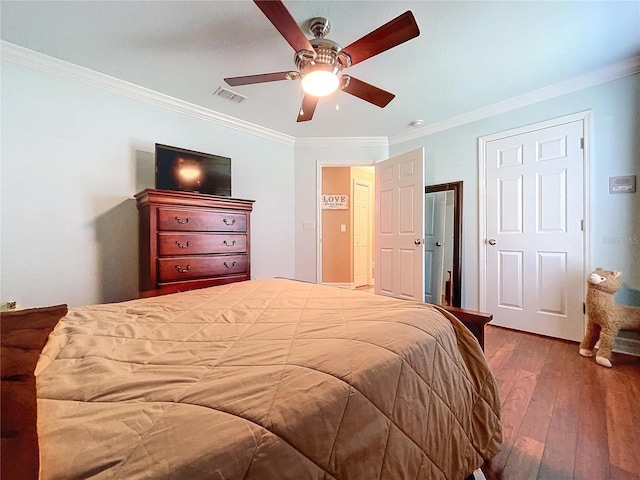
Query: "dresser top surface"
135 189 254 211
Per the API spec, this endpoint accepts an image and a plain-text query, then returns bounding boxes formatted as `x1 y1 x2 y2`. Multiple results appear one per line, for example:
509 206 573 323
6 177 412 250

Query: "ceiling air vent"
214 87 248 104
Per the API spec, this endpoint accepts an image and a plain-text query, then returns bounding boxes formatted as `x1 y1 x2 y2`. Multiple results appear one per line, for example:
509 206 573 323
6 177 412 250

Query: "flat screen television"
155 144 231 197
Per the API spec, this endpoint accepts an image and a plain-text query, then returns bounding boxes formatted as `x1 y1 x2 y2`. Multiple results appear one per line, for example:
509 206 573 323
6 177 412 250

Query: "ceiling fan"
224 0 420 122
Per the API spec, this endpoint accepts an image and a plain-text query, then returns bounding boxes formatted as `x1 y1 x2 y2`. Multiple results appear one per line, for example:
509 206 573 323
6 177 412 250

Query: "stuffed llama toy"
579 268 640 367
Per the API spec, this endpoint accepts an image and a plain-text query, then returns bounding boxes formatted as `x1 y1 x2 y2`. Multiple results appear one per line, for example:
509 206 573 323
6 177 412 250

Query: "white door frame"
316 161 374 285
478 110 593 313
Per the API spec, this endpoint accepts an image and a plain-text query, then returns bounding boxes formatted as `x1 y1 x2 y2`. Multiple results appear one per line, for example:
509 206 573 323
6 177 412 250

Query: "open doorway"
318 165 374 289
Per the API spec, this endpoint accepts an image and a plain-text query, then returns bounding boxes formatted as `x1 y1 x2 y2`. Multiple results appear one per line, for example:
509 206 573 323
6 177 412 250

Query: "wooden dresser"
135 189 254 297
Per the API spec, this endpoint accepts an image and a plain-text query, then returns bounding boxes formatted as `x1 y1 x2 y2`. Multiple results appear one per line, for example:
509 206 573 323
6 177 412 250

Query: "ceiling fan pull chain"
335 88 340 111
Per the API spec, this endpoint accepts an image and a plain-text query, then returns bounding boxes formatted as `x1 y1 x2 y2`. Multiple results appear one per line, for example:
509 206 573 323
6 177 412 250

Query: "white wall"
293 140 388 282
2 49 637 320
1 60 296 308
391 73 640 311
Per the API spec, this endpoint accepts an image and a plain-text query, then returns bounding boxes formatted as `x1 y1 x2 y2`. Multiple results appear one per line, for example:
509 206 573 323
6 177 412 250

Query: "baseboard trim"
322 282 355 290
614 335 640 357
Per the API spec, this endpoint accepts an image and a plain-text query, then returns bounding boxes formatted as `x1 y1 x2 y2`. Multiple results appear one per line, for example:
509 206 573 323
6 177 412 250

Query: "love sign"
322 194 349 209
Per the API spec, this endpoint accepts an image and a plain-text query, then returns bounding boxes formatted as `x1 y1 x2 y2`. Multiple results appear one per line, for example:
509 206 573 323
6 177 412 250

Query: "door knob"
488 238 497 245
436 241 443 247
414 239 422 245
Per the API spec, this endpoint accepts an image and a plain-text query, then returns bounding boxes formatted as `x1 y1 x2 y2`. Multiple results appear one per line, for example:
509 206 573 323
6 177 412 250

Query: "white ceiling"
2 1 639 138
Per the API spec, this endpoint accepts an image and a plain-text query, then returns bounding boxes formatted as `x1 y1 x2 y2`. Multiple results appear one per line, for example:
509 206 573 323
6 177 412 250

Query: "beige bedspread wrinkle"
37 278 501 480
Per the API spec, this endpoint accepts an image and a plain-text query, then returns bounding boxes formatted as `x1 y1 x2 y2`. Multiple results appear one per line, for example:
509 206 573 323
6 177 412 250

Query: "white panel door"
424 191 446 303
375 148 425 300
353 179 371 287
483 119 585 341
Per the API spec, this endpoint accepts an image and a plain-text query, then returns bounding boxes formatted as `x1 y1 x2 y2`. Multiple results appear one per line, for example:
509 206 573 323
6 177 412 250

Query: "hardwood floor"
482 325 640 480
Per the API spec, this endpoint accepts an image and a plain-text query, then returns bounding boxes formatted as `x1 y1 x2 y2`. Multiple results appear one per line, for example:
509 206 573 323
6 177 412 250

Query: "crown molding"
389 55 640 145
295 136 388 148
3 41 638 149
1 41 295 146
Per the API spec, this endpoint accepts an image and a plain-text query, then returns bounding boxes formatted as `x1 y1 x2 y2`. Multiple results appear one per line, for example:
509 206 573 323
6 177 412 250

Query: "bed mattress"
36 278 501 479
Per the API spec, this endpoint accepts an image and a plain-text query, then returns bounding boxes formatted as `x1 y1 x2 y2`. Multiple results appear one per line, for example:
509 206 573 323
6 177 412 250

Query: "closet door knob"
488 239 497 246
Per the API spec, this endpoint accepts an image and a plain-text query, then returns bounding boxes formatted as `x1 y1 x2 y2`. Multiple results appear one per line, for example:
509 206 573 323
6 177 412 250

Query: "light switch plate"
609 175 636 194
303 221 315 230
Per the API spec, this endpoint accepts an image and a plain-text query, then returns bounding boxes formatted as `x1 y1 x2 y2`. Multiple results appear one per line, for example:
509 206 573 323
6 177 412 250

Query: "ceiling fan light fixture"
228 2 420 122
296 37 344 98
301 69 339 97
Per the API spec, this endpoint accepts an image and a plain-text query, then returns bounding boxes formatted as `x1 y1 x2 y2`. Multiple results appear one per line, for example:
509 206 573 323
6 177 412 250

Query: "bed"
35 278 502 479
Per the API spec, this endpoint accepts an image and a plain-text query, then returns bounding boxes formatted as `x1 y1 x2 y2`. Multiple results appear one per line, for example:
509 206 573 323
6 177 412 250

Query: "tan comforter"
37 278 501 480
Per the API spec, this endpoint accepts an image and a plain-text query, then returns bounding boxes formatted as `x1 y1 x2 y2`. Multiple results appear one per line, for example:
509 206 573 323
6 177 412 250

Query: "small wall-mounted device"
609 175 636 194
2 301 17 311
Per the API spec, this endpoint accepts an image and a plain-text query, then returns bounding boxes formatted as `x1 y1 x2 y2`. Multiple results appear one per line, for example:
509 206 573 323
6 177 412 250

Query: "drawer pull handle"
175 216 191 224
223 240 236 247
223 261 237 269
175 265 191 274
175 241 191 249
223 218 236 226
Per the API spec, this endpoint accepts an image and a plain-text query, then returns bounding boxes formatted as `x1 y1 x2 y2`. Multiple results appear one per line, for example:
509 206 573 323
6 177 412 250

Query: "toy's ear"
613 271 621 278
596 267 603 271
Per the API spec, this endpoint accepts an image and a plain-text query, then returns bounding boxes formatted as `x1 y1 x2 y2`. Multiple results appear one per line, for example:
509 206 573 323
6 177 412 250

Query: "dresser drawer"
158 208 247 232
158 255 247 282
158 233 246 256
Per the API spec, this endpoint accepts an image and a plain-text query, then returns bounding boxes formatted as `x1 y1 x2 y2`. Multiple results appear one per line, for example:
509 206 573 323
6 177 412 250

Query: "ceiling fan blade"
254 0 314 53
297 95 318 122
224 71 292 86
341 11 420 66
341 76 395 108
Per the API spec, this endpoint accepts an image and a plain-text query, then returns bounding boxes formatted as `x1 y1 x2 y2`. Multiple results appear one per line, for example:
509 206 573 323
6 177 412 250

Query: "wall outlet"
4 301 17 311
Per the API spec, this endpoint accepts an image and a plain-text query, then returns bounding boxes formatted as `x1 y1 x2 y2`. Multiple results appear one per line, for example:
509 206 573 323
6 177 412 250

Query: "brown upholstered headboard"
1 304 67 480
